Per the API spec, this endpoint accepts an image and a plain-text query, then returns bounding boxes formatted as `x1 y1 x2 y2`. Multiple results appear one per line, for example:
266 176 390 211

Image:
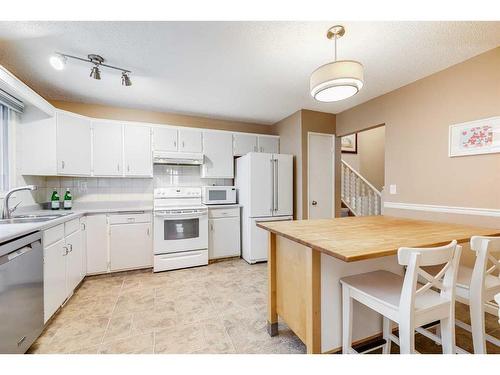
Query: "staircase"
341 160 382 217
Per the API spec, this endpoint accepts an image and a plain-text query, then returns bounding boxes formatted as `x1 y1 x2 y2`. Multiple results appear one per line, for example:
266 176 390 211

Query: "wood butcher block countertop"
257 216 500 262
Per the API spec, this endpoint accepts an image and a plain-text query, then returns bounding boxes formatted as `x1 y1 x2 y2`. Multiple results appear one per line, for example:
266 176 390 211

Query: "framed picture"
449 116 500 157
341 134 357 153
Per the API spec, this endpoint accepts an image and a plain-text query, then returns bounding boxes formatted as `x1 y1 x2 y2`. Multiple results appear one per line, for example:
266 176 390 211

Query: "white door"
258 136 279 153
233 133 258 156
209 217 240 259
153 127 178 152
43 239 67 322
110 222 152 271
65 229 83 294
201 131 234 178
86 214 108 274
307 132 335 219
273 154 293 216
124 125 152 177
92 121 123 176
56 111 91 175
249 152 273 217
179 129 202 153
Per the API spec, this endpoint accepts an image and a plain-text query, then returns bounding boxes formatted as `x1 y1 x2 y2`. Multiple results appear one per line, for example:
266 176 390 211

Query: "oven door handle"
155 212 207 219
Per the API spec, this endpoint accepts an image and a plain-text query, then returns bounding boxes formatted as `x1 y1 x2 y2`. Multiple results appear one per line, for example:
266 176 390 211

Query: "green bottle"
63 189 72 210
51 190 60 210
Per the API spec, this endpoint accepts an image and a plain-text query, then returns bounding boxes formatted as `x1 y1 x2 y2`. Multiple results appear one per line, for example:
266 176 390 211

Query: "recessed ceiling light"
49 54 67 70
310 25 364 102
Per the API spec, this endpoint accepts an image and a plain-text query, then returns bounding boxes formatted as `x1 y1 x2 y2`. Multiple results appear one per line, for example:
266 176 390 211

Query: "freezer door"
250 152 274 217
247 216 293 263
273 154 293 216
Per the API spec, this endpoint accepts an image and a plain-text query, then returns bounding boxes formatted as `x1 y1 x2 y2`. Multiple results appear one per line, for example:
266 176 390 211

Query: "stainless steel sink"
0 212 73 224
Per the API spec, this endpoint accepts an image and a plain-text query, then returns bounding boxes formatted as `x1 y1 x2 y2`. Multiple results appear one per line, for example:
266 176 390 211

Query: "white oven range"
153 187 208 272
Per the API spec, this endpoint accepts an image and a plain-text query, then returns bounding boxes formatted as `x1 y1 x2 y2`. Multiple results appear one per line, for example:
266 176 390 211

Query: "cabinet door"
124 125 152 177
179 129 202 153
153 127 178 152
258 136 279 154
274 154 293 216
201 132 234 178
110 222 152 271
92 121 123 176
65 229 83 295
86 214 108 274
56 111 91 175
209 217 240 259
80 217 87 277
233 133 258 156
43 239 67 322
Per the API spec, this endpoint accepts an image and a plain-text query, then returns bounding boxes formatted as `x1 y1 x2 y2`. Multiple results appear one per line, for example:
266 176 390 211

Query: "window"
0 104 9 191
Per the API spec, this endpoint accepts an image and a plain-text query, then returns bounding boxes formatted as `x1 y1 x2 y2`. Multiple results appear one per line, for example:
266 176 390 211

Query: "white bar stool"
340 241 461 354
418 236 500 353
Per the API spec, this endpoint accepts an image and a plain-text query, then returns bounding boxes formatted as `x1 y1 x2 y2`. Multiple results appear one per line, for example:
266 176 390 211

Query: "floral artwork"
449 117 500 157
341 134 357 153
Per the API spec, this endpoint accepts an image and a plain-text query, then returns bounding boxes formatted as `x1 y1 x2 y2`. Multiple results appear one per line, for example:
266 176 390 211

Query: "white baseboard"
383 202 500 218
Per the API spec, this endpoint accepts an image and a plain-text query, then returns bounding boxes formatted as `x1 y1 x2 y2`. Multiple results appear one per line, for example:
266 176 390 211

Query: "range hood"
153 151 204 165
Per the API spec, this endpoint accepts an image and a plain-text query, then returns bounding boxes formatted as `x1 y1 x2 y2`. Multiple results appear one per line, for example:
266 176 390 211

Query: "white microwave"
201 186 237 205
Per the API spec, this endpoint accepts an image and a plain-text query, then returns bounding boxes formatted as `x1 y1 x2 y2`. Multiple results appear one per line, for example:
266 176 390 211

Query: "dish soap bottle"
63 189 72 210
51 190 60 210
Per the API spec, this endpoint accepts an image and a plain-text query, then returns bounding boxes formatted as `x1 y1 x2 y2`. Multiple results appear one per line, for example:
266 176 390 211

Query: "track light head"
90 65 101 80
121 72 132 86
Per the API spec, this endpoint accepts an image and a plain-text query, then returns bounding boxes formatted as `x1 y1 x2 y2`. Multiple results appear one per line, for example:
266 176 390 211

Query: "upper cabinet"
56 112 92 176
92 121 123 176
124 125 152 177
258 136 279 154
153 127 178 152
178 129 202 153
202 131 234 178
233 133 258 156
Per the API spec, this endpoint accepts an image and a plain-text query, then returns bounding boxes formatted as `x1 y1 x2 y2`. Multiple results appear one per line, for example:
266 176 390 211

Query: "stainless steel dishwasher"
0 231 43 353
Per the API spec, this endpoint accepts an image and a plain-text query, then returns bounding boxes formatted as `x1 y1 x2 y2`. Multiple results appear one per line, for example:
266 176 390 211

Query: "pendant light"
310 25 364 102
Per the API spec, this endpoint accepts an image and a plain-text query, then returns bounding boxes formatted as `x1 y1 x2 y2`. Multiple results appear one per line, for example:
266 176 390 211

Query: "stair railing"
341 160 382 216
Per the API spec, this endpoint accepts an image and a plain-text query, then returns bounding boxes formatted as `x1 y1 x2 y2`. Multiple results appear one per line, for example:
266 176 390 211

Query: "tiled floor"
29 259 499 354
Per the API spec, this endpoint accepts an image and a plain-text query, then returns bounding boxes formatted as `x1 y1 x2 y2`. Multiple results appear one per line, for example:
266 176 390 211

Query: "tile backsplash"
31 165 233 204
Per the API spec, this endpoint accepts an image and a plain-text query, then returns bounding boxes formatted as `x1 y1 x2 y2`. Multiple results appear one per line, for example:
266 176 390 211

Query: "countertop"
0 201 152 245
257 215 500 262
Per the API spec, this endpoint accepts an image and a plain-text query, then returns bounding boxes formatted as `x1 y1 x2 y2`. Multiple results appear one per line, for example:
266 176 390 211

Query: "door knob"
312 200 317 206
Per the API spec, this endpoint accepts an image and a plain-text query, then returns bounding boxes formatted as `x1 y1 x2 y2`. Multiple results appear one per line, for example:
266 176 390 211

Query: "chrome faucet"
2 185 38 219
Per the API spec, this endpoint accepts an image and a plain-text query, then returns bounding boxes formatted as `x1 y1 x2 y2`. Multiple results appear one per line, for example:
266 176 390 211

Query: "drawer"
154 250 208 272
109 212 151 225
43 224 64 247
64 218 81 236
208 207 239 219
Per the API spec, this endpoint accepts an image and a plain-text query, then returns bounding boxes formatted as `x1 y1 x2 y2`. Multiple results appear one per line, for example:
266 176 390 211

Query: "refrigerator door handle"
274 158 279 212
270 158 275 214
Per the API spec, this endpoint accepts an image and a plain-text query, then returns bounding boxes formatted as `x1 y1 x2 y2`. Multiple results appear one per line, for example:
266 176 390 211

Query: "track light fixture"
50 52 132 86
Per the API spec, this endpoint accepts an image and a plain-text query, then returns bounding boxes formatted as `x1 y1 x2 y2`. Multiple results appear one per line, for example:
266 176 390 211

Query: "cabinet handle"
182 141 185 148
174 141 177 148
63 246 68 256
81 223 86 230
127 165 130 172
61 160 65 169
147 227 150 236
68 243 73 253
117 164 120 171
210 223 213 231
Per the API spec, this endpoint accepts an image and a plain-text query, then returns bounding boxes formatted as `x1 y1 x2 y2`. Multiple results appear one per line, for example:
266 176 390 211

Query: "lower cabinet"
208 207 241 260
110 220 152 271
43 238 67 322
85 214 108 274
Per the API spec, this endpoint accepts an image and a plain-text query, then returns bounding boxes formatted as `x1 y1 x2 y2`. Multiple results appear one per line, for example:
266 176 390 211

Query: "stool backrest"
470 237 500 298
397 241 461 315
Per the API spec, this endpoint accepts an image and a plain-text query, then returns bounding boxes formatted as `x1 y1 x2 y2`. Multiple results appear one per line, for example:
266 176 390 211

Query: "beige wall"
51 100 275 135
342 125 385 191
336 47 500 230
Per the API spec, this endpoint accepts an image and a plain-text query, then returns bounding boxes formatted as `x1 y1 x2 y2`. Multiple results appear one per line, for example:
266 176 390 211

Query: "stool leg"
342 286 353 354
382 317 391 354
440 317 455 354
399 320 415 354
469 301 486 354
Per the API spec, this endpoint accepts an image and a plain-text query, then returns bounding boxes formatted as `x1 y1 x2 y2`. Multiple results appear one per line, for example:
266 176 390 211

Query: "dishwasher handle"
0 245 34 266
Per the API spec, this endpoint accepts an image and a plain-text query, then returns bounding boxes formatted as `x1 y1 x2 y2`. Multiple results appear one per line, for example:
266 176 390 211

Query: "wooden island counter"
257 216 500 354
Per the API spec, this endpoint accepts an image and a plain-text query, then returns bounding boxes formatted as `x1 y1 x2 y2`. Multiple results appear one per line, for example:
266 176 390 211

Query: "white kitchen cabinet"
208 207 240 259
65 229 83 294
92 121 123 176
85 214 109 274
124 125 152 177
43 238 67 322
258 136 279 154
153 127 178 152
233 133 258 156
201 131 234 178
80 216 87 277
109 214 152 271
56 111 92 176
178 129 202 153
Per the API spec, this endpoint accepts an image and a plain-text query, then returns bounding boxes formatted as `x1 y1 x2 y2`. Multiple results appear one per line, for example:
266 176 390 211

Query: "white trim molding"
384 202 500 218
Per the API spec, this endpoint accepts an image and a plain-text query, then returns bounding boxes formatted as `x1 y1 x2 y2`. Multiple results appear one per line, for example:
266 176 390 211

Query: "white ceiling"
0 21 498 124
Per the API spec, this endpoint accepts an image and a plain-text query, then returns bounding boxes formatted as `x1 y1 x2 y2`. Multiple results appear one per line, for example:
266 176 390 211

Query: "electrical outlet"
389 184 397 195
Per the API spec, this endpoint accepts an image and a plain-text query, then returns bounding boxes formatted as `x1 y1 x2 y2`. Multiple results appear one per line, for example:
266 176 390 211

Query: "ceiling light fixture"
50 52 132 86
310 25 364 102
